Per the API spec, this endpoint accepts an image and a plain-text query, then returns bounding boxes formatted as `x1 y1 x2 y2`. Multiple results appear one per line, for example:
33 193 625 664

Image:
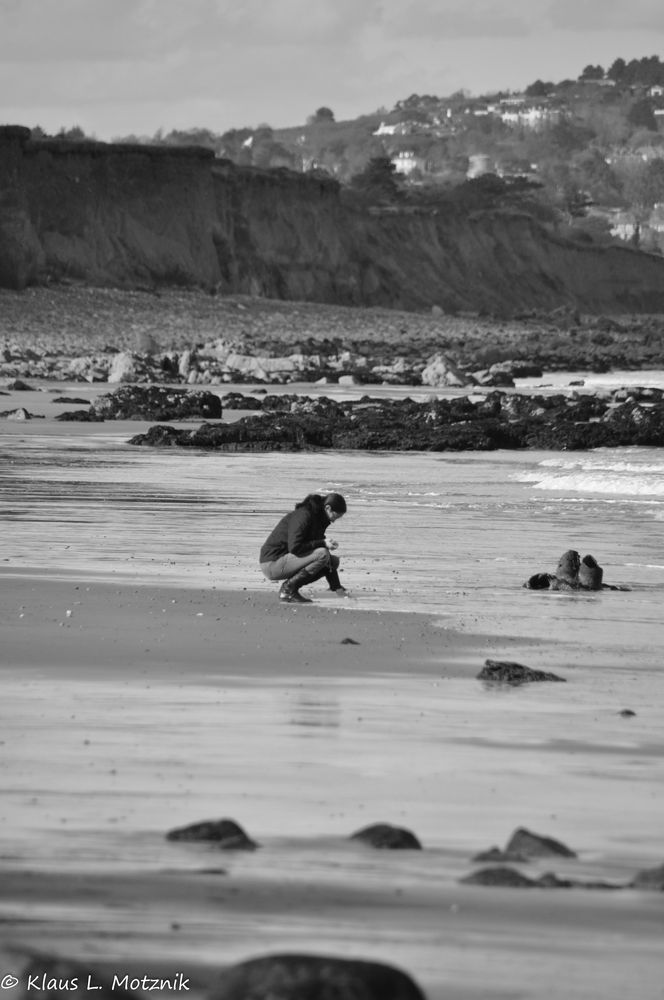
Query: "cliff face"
2 125 664 314
0 126 220 290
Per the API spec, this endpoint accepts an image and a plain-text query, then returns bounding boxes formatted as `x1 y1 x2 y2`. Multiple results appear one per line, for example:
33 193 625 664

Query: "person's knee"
330 554 340 570
311 546 332 568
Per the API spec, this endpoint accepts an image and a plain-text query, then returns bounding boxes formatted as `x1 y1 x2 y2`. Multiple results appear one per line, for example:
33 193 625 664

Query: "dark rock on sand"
461 866 620 890
1 406 40 420
340 637 360 644
209 953 427 1000
93 385 222 421
474 827 576 863
505 827 577 859
166 817 258 850
55 409 104 422
4 378 35 390
630 862 664 890
52 396 91 404
619 709 636 717
477 659 566 685
350 822 422 850
461 866 537 888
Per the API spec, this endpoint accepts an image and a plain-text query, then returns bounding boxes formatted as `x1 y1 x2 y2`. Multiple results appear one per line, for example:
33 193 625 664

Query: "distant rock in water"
209 953 428 1000
477 659 566 685
350 822 422 849
166 817 258 850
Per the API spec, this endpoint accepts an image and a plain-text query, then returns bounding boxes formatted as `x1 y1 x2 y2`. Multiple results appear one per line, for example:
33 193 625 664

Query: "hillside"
2 125 664 316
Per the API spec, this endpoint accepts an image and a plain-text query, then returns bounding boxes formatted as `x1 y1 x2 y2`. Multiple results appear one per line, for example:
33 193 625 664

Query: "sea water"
1 434 662 666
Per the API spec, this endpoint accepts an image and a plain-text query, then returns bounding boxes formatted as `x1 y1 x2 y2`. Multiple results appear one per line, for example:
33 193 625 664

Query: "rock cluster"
125 386 664 452
2 289 664 387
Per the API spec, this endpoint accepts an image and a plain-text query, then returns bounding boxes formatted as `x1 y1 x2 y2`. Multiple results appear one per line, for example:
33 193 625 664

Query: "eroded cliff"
2 125 664 314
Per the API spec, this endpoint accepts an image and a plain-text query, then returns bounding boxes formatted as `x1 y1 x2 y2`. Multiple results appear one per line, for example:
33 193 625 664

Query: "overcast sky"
2 0 664 139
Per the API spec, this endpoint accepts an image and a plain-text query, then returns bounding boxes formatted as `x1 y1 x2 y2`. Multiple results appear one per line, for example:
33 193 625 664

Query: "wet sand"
2 578 664 1000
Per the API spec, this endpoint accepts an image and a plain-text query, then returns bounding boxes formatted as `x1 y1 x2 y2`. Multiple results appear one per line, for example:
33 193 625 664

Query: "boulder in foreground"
209 953 427 1000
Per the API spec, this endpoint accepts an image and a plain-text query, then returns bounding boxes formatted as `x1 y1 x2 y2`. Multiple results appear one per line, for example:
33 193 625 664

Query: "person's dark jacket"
260 495 331 562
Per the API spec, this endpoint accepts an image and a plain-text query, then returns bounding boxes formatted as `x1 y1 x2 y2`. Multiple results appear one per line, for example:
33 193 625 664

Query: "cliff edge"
2 125 664 314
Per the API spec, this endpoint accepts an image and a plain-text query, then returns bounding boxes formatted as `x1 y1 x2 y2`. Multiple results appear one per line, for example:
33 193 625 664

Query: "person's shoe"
330 586 348 596
279 581 312 604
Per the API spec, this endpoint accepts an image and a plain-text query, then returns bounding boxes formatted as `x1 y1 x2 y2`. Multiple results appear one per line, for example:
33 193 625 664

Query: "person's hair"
294 491 347 514
324 492 347 515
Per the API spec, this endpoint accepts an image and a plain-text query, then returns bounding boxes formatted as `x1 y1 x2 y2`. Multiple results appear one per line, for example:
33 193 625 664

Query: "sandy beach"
1 363 664 1000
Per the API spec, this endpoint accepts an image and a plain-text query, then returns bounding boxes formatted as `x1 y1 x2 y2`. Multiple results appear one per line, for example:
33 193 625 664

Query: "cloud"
547 0 664 32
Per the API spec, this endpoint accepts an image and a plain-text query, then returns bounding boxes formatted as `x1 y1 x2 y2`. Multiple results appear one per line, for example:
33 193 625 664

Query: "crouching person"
259 492 347 604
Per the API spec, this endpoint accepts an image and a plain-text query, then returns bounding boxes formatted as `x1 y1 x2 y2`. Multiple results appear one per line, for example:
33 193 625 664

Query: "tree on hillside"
627 98 657 132
308 106 335 124
525 79 555 97
349 155 402 201
607 58 626 82
580 64 604 81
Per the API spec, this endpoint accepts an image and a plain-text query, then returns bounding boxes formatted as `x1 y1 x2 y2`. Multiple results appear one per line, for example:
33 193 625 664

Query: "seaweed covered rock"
209 953 428 1000
93 385 222 420
166 817 258 850
477 659 566 685
350 822 422 850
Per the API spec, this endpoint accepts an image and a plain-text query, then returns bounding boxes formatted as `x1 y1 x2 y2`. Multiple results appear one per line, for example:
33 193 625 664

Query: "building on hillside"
391 149 428 175
648 85 664 98
610 210 638 240
373 121 398 136
500 106 563 128
466 153 493 178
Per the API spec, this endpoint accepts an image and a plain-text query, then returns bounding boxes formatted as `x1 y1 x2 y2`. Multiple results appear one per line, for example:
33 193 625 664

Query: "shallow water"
1 434 663 665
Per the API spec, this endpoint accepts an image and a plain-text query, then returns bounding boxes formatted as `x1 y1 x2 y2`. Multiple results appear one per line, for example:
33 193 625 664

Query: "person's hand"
326 538 339 550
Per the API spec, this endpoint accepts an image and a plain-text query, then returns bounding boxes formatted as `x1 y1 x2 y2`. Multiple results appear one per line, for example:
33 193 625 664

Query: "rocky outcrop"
4 127 664 314
128 387 664 452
